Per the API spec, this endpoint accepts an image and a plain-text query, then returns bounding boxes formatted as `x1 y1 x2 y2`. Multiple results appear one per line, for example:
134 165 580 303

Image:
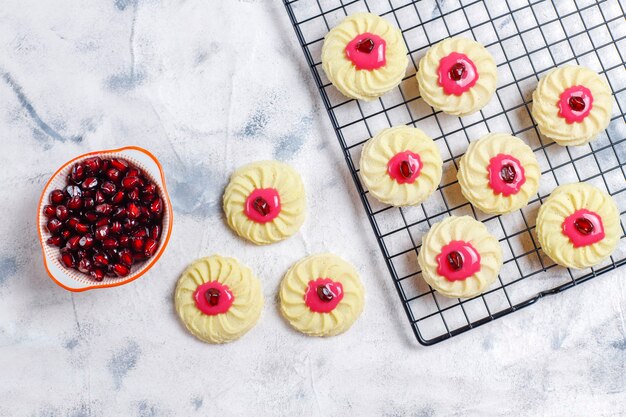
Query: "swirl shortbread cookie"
458 133 541 214
416 37 497 116
223 161 306 245
360 126 443 206
536 183 620 269
322 13 408 101
279 254 364 337
174 255 264 344
532 66 613 146
418 216 503 298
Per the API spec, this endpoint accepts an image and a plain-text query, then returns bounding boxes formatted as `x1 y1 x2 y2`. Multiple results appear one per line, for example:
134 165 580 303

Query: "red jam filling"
345 33 386 71
487 154 526 196
387 151 422 184
304 278 344 313
436 240 481 281
558 85 593 124
562 209 605 248
193 281 234 315
437 52 479 96
244 188 281 223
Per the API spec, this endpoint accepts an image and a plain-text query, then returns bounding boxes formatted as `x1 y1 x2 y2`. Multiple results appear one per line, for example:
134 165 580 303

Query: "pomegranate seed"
47 236 64 246
65 185 82 198
112 206 127 219
70 164 86 184
316 285 334 302
95 218 109 227
100 159 110 172
205 288 221 306
84 211 99 223
143 238 158 257
100 181 116 195
123 218 138 230
150 197 163 215
122 176 141 189
67 196 83 210
83 157 102 173
110 158 128 173
127 168 140 177
127 188 140 201
67 217 80 228
355 38 375 53
49 189 65 205
141 193 155 204
78 258 92 274
82 177 99 190
574 217 594 235
111 191 125 204
93 253 109 267
253 197 270 216
102 238 118 249
76 249 88 260
95 204 113 216
95 190 106 204
110 221 122 234
82 190 94 199
119 250 133 266
75 223 90 234
399 160 414 178
569 96 586 112
133 228 148 238
113 263 130 277
54 205 68 221
447 251 464 271
79 234 94 248
500 164 516 184
131 237 145 252
47 219 63 234
106 168 121 183
61 252 75 268
83 197 95 209
66 235 80 250
61 230 71 240
119 235 131 247
43 205 57 218
449 62 466 81
143 183 156 195
95 225 110 240
127 202 141 219
90 268 105 281
150 225 161 240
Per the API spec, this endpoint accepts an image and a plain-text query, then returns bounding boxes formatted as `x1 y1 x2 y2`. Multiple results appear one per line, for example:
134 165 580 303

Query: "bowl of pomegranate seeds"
37 146 173 291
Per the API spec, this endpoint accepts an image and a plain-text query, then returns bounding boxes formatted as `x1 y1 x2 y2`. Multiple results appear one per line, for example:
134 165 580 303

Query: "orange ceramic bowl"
37 146 173 292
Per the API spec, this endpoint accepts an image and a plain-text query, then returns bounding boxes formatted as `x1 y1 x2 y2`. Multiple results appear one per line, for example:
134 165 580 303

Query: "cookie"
418 216 503 298
360 125 443 206
416 37 497 116
532 66 613 146
536 183 620 269
458 133 541 214
223 161 306 245
322 12 408 101
174 255 264 344
279 253 364 337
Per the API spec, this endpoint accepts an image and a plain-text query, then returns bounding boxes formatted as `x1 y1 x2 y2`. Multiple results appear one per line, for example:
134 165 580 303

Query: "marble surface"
1 1 625 416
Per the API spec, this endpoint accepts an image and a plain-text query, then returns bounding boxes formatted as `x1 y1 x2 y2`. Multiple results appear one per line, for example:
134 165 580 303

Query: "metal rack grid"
284 0 626 345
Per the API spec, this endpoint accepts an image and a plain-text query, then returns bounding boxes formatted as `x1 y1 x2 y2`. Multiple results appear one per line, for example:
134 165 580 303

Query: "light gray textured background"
1 1 625 416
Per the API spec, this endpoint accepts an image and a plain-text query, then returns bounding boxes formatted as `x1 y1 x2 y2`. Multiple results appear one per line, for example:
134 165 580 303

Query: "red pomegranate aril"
44 205 56 218
95 218 109 227
122 176 141 189
150 198 163 215
95 190 106 204
119 250 133 266
50 189 65 205
355 38 375 53
150 225 161 240
66 235 81 250
83 157 102 173
78 234 94 249
569 96 586 112
47 219 63 234
131 237 145 252
102 238 118 249
75 223 90 234
78 258 92 274
123 218 138 231
54 205 68 221
90 268 105 281
133 228 147 238
106 168 121 183
95 204 113 216
70 164 86 183
67 196 83 210
110 158 128 172
83 197 95 209
61 230 71 240
84 211 99 223
127 188 140 201
47 236 64 246
76 249 88 260
67 217 80 228
143 183 156 195
110 221 122 234
574 217 594 235
61 252 75 268
143 238 158 257
119 235 131 247
82 177 99 190
111 191 125 204
113 263 130 277
127 202 141 219
101 181 117 195
449 62 466 81
112 207 127 219
65 185 82 198
127 168 140 177
447 251 464 271
95 225 110 240
93 253 109 267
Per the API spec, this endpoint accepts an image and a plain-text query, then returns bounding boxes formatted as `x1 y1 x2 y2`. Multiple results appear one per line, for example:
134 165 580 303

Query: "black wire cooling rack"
284 0 626 345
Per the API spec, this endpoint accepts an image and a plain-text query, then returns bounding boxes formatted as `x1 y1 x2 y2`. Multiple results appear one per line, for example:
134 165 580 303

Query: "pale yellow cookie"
360 126 443 206
223 161 306 245
174 255 264 344
322 12 408 101
416 37 497 116
536 183 620 269
532 66 612 146
279 253 364 337
458 133 541 214
418 216 503 298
